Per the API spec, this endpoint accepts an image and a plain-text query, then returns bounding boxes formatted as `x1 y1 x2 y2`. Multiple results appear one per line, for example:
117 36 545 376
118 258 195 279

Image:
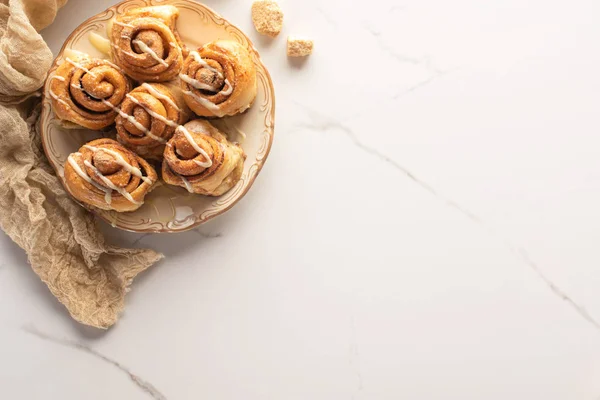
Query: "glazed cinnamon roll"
109 5 184 82
116 83 189 160
49 53 132 130
64 138 157 212
179 40 257 118
162 120 246 196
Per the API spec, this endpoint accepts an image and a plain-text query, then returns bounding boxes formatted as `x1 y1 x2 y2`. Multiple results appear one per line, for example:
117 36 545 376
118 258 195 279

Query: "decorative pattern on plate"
40 0 275 233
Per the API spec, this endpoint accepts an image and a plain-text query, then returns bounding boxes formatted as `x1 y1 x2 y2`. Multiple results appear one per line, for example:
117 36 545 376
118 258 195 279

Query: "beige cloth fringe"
0 0 163 329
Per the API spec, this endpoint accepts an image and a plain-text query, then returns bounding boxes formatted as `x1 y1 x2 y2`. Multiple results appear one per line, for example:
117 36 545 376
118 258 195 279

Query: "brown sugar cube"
251 0 283 37
287 36 314 57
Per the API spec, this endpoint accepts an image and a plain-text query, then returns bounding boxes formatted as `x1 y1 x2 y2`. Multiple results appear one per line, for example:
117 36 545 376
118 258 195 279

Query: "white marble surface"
2 0 600 398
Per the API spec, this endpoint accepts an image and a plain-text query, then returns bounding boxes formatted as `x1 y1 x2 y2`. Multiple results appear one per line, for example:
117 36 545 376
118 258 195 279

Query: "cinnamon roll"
179 40 257 118
109 5 185 82
116 83 189 160
162 120 246 196
49 53 132 130
64 138 157 212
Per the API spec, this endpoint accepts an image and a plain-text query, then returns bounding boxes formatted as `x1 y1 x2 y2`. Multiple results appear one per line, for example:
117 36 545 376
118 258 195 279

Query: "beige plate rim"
40 0 275 233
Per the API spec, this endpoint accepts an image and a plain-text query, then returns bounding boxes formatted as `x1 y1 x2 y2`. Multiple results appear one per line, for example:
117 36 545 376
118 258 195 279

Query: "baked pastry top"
50 5 258 212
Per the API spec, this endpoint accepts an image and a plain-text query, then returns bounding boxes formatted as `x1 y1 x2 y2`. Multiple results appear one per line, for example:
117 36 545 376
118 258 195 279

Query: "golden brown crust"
109 5 184 82
50 54 132 130
179 40 257 118
64 138 158 212
162 120 246 196
116 83 189 161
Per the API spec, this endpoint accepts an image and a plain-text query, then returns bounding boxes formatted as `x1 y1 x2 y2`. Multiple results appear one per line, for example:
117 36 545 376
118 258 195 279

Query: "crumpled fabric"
0 0 163 329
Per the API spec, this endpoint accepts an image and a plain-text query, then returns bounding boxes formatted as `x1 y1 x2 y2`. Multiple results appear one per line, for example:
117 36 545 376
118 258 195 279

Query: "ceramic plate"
40 0 275 233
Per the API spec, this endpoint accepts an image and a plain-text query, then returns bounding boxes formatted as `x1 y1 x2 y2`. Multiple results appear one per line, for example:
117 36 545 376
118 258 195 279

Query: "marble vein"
510 247 600 330
316 6 338 28
361 20 457 102
392 68 455 100
131 233 152 247
362 22 442 72
293 103 481 223
293 104 600 333
23 325 167 400
193 229 223 239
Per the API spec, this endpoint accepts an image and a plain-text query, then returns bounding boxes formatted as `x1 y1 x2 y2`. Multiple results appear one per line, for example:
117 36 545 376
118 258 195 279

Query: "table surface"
2 0 600 398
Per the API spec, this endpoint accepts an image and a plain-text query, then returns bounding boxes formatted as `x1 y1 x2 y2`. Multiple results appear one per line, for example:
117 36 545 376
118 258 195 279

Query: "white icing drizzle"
84 160 140 204
179 73 219 92
52 96 69 107
114 21 135 29
48 75 69 107
112 43 138 58
170 42 178 48
141 83 181 111
65 57 97 78
132 39 169 67
83 145 153 185
70 83 102 99
141 130 166 144
181 51 233 112
102 99 146 132
67 153 113 204
180 73 232 96
176 125 213 168
101 99 167 144
220 80 233 96
103 59 125 73
189 51 223 79
183 90 223 116
180 176 194 193
126 94 179 128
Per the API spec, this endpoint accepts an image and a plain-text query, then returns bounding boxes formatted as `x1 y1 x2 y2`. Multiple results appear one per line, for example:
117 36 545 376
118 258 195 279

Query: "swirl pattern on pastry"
109 5 184 82
64 138 157 212
179 40 257 118
116 83 189 160
162 120 246 196
49 54 132 130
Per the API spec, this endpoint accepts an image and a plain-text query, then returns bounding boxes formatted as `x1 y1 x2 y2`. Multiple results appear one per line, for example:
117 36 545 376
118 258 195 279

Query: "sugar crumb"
287 36 314 57
251 0 283 37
